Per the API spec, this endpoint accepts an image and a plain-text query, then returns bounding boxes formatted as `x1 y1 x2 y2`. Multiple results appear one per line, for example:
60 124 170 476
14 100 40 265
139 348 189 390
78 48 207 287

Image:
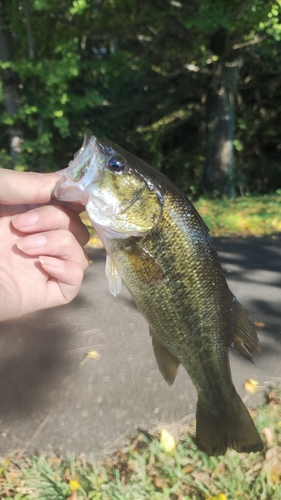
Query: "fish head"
53 130 164 239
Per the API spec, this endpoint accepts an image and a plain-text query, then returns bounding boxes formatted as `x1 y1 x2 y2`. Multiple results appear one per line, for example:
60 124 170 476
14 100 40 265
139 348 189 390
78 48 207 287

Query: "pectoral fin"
229 295 260 363
150 328 180 385
105 253 122 296
121 240 163 285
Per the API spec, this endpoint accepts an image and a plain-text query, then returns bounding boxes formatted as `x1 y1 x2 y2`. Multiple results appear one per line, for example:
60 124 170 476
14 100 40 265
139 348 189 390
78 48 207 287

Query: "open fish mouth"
52 132 100 204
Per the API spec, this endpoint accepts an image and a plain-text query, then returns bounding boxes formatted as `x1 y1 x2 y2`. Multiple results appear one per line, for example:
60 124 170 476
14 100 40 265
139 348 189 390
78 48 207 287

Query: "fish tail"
195 393 263 456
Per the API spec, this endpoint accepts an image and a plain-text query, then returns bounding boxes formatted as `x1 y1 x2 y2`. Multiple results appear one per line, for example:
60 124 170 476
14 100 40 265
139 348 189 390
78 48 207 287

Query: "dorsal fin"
229 294 260 363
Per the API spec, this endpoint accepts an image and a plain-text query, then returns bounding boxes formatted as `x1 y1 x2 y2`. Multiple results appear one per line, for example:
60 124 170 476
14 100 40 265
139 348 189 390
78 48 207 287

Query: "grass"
1 387 281 499
194 194 281 238
82 194 281 249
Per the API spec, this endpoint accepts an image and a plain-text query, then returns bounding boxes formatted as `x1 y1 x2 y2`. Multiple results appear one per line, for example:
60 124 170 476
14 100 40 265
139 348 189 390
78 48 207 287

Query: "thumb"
0 169 60 205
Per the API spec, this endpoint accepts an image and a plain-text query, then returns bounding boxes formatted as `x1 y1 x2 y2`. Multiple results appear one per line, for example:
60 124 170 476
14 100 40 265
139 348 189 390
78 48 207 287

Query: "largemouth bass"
53 131 263 456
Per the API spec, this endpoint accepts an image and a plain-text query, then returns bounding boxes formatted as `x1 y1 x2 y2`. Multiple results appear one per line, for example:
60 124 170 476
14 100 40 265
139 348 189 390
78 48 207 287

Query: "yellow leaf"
54 110 63 117
50 457 61 467
80 350 100 366
244 379 259 394
159 429 176 455
7 471 21 484
270 470 280 484
69 479 80 491
254 321 265 328
206 495 227 500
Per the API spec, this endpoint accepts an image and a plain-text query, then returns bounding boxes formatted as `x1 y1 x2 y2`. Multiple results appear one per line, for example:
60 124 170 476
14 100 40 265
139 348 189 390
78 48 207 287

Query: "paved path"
0 235 280 459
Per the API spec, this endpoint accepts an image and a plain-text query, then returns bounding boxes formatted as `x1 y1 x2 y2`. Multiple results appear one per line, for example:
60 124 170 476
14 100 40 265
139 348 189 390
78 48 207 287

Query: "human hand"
0 168 89 321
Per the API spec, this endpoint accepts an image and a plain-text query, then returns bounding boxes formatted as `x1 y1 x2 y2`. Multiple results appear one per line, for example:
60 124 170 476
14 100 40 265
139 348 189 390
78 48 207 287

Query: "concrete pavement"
0 235 280 459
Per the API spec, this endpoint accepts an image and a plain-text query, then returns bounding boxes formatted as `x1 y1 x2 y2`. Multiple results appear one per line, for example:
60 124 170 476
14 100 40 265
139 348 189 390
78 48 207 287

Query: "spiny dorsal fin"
229 295 260 363
150 328 180 385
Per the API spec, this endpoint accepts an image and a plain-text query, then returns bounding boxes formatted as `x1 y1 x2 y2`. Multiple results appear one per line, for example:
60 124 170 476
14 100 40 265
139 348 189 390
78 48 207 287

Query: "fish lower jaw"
89 218 144 240
53 181 89 204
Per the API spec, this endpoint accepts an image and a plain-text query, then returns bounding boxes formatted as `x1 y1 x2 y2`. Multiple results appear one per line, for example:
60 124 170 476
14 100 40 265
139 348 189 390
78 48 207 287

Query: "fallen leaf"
270 470 281 484
249 409 258 418
191 470 210 482
262 427 273 446
153 476 164 488
182 465 194 474
265 447 279 461
80 350 100 366
212 463 226 477
244 379 259 394
206 495 227 500
7 471 21 484
262 453 281 485
67 493 78 500
50 457 61 467
159 429 176 455
64 467 71 480
268 390 281 404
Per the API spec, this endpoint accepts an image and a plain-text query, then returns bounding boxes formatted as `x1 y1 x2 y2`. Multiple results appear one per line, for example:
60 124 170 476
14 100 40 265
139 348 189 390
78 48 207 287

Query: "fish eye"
107 155 126 173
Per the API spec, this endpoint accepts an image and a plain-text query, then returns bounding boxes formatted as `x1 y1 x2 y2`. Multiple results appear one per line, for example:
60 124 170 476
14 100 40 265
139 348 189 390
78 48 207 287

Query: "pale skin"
0 168 89 322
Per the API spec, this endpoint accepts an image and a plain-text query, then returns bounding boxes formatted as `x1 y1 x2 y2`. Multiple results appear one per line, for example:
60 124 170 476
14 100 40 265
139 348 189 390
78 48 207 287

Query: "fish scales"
53 130 264 456
105 189 234 405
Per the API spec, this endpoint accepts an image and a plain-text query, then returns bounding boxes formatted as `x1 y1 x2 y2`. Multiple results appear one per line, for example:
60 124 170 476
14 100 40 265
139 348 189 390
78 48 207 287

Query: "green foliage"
185 0 265 34
0 0 280 195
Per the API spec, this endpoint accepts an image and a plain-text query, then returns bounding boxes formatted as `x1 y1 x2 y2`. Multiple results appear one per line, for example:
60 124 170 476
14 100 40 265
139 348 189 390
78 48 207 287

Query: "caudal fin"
195 394 263 456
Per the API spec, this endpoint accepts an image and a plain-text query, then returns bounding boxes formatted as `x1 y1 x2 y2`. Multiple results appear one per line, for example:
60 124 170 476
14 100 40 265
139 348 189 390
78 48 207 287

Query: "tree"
0 0 23 167
0 0 280 197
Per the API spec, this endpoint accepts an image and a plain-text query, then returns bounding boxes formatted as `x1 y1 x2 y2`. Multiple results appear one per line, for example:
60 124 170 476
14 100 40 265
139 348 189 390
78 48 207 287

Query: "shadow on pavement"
0 309 75 418
215 234 281 370
215 234 281 285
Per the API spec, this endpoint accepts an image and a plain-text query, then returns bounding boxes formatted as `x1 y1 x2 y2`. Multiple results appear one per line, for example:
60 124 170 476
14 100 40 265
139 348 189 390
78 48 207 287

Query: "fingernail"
17 234 47 250
13 210 39 229
39 256 64 268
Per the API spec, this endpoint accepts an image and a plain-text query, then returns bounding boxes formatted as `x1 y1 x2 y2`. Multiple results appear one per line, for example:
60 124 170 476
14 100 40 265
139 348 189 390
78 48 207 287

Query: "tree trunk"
23 0 46 172
204 31 242 197
23 0 35 60
0 0 23 167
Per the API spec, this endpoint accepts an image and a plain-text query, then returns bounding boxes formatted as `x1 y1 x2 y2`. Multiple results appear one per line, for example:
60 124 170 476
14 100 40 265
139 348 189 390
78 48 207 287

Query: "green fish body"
53 131 263 456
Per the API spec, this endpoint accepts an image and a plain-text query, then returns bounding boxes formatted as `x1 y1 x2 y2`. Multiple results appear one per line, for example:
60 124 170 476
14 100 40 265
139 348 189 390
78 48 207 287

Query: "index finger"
0 169 60 205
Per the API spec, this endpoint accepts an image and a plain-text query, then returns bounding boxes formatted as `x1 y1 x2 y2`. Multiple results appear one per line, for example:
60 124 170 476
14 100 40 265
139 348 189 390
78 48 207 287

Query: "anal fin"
150 328 180 386
230 295 260 363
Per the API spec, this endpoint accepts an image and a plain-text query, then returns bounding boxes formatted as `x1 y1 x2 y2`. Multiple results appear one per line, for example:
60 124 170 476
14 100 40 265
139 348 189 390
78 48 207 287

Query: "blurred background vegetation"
0 0 280 199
